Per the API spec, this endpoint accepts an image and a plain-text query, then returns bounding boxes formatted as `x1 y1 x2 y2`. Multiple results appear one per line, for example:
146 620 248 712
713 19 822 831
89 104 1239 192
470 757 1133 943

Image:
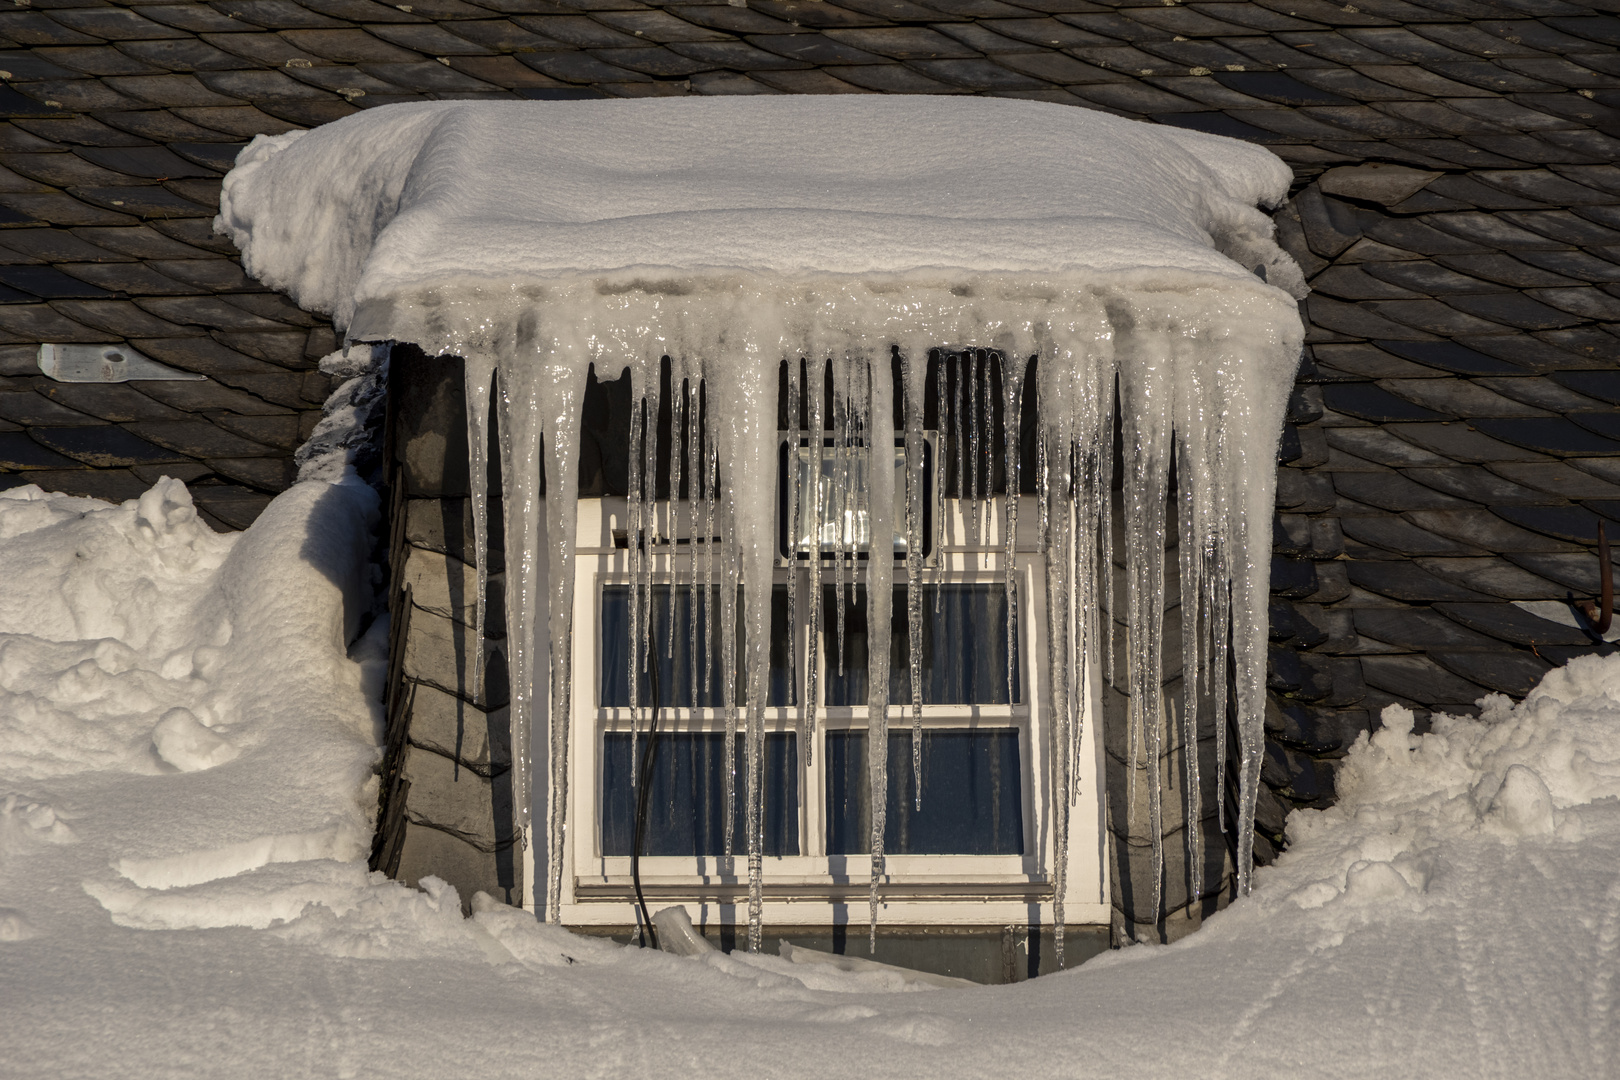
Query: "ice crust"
217 97 1307 938
3 475 1620 1077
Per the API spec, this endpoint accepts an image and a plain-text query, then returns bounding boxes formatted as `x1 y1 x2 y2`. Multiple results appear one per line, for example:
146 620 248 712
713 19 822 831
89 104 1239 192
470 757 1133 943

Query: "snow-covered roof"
216 97 1304 349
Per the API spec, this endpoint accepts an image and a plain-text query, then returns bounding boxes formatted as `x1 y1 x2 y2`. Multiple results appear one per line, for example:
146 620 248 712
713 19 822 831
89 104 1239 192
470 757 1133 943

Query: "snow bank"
1 476 1617 1077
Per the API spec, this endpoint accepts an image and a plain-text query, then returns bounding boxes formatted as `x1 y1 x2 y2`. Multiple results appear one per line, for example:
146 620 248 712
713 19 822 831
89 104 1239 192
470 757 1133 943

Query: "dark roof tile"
746 33 884 65
0 389 98 425
1543 15 1620 48
56 261 197 294
1404 462 1560 503
278 27 428 60
1355 607 1502 649
205 454 297 493
367 22 498 53
1440 291 1584 330
1387 419 1552 462
1552 371 1620 405
32 423 191 466
673 6 799 35
207 329 311 366
1513 248 1620 283
203 31 328 66
990 49 1115 82
588 46 715 76
1381 375 1549 415
1534 326 1620 364
134 377 293 415
0 228 127 263
1434 648 1552 694
1342 26 1476 62
1335 469 1472 508
210 1 352 31
978 16 1107 47
196 67 336 98
1502 208 1620 246
1363 260 1498 294
102 74 245 108
1308 294 1433 339
25 47 165 79
1313 264 1422 300
1233 106 1365 138
1 150 154 188
124 417 277 457
519 50 651 81
1381 99 1516 133
1435 252 1581 288
139 5 252 34
1493 502 1620 544
1408 506 1582 551
135 294 290 331
1495 459 1620 497
747 1 892 29
289 66 402 95
1376 337 1528 373
747 67 867 92
71 185 213 219
1371 297 1513 335
1416 558 1569 599
1530 287 1620 321
589 9 732 41
1472 416 1620 458
831 62 964 91
51 297 191 336
189 483 274 529
1507 551 1615 594
1137 37 1261 69
824 26 978 58
213 411 302 449
303 0 432 20
168 104 308 135
1437 600 1592 644
1570 411 1620 445
113 37 255 71
39 382 191 423
1144 74 1276 107
1285 66 1420 100
0 191 138 227
1388 135 1526 165
1496 55 1620 89
1313 342 1454 379
441 54 570 86
1473 374 1610 412
0 301 116 340
1349 559 1495 601
0 13 104 48
435 18 565 51
75 225 221 260
150 217 242 253
666 40 811 69
1323 381 1451 421
828 0 945 19
1366 215 1488 255
1342 512 1482 557
132 334 284 376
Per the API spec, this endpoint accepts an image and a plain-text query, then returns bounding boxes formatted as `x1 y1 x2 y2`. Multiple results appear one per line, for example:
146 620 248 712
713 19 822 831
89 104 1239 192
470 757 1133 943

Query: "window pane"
601 585 791 708
601 733 798 857
824 584 1019 707
825 729 1022 855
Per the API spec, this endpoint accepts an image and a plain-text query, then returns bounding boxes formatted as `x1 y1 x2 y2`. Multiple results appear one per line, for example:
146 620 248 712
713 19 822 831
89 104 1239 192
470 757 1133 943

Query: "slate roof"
0 0 1616 848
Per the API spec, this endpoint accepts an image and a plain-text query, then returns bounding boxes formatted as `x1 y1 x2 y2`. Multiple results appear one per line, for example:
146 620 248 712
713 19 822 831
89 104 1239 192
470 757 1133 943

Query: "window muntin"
600 732 799 857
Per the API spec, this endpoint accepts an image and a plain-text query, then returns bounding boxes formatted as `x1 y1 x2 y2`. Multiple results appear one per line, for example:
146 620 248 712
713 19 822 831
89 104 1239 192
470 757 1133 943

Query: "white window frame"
554 493 1110 931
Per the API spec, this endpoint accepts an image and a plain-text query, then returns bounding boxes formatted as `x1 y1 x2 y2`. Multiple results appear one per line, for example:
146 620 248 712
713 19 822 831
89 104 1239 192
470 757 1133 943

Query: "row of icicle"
458 334 1276 958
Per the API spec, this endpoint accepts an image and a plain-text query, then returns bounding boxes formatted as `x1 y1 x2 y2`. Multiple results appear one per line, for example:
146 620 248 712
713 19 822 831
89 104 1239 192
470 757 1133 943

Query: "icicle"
902 345 926 811
833 358 848 678
966 350 979 549
494 354 587 925
1001 353 1022 706
642 357 661 693
703 374 717 705
786 360 800 712
1037 361 1074 966
864 354 895 953
462 355 496 702
668 360 682 662
1119 325 1173 932
686 373 700 709
805 355 826 770
627 370 644 727
1178 434 1206 909
702 335 780 953
933 350 946 616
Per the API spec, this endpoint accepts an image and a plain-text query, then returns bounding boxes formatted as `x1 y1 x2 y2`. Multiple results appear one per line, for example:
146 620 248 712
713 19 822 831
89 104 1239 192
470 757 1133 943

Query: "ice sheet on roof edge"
216 98 1306 947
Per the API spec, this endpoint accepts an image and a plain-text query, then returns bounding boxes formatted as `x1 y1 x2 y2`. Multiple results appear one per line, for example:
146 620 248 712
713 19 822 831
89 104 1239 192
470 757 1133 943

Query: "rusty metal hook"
1577 520 1613 636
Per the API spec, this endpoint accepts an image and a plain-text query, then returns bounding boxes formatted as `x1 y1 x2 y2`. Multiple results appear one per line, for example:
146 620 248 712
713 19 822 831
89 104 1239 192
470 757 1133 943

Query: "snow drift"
0 475 1617 1077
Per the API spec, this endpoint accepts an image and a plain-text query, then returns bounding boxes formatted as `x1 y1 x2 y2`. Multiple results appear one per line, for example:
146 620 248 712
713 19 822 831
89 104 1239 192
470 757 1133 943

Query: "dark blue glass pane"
601 586 791 708
825 729 1022 855
601 732 798 857
824 585 1018 707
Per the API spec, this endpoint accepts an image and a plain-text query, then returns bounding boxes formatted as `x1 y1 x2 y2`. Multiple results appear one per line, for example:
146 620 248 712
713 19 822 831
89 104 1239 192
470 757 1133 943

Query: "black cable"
631 614 661 950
